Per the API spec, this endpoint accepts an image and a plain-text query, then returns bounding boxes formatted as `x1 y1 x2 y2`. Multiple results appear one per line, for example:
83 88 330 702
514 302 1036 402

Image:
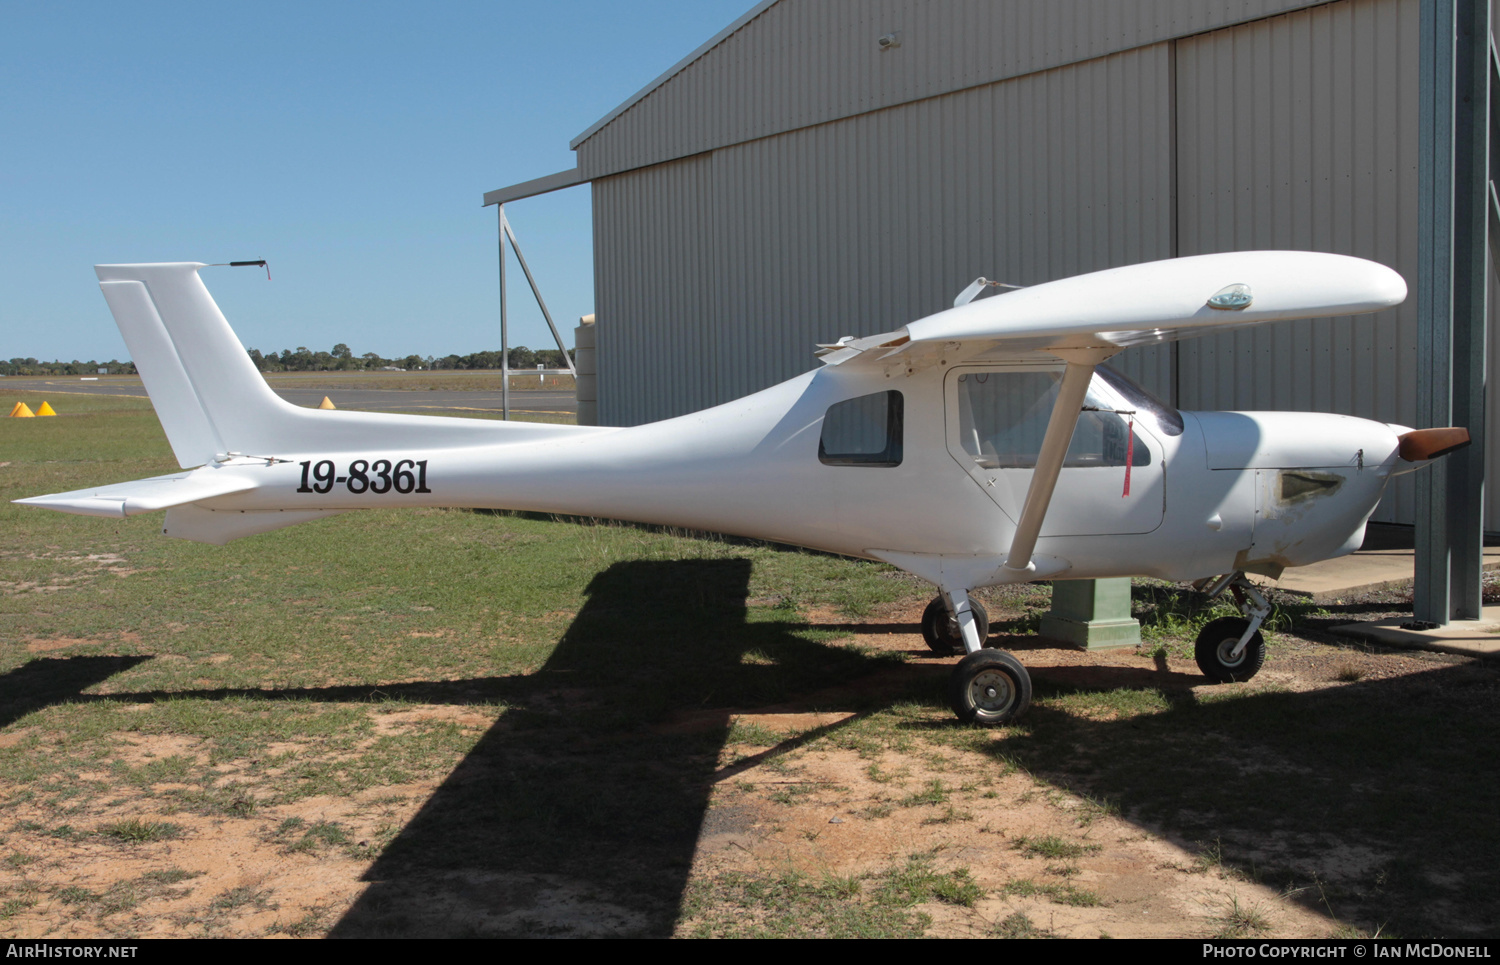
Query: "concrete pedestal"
1040 578 1141 650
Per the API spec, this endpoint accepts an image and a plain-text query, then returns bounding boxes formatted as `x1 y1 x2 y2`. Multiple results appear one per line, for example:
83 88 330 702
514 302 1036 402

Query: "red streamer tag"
1122 416 1134 497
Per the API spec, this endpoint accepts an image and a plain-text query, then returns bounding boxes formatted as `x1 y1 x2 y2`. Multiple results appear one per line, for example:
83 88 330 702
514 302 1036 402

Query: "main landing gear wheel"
948 649 1032 725
1194 617 1266 683
920 597 990 655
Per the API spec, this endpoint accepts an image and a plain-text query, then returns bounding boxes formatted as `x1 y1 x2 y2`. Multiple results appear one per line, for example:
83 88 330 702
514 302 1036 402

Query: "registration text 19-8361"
296 459 431 495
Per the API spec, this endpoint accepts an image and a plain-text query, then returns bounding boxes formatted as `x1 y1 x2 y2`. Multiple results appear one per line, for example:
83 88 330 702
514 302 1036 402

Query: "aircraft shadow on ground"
0 655 151 730
327 558 900 938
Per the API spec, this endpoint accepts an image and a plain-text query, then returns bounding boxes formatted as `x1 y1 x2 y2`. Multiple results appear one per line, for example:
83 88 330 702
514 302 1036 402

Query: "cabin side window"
954 371 1152 469
819 390 904 467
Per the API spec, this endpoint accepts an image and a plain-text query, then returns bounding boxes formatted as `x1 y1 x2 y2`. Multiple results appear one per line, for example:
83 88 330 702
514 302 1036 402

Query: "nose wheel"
1194 617 1266 682
1193 572 1272 683
949 649 1032 725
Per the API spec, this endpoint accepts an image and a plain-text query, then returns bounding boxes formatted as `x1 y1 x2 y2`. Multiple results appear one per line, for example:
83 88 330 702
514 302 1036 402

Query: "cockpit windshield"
1095 365 1184 437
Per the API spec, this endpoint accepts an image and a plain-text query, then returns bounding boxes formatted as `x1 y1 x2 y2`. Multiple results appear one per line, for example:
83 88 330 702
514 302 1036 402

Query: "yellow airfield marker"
9 402 35 418
36 401 56 416
318 396 336 410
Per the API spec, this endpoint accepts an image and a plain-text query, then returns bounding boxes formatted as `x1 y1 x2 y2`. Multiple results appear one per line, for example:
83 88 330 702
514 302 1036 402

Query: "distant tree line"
245 344 574 373
0 346 574 377
1 358 135 376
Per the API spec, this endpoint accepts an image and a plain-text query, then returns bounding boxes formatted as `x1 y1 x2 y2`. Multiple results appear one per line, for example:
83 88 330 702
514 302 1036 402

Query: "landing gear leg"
946 587 986 655
1194 572 1271 683
938 587 1032 725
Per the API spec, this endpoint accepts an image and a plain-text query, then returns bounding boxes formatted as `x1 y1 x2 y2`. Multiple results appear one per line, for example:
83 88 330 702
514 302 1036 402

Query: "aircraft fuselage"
192 359 1401 589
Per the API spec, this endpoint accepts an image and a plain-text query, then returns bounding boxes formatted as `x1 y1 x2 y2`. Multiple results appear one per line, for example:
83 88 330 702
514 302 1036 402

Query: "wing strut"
1000 349 1115 578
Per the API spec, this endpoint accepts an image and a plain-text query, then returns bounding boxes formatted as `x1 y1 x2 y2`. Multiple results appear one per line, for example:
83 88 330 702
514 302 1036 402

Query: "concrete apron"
1328 607 1500 659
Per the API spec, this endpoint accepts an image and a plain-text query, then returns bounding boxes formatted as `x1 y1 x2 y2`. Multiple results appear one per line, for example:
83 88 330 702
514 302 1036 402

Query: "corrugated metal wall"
593 44 1175 426
591 154 720 420
1174 0 1421 522
588 0 1484 526
577 0 1331 180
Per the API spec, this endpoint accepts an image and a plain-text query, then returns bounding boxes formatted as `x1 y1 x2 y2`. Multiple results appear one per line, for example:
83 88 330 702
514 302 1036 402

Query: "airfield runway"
5 373 577 418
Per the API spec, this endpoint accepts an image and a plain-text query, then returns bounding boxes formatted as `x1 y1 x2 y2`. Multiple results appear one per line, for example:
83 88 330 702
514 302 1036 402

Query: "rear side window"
819 390 903 467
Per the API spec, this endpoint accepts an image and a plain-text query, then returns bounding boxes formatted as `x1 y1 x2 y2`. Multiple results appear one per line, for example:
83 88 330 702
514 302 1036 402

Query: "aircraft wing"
814 250 1407 586
817 251 1405 366
14 468 257 519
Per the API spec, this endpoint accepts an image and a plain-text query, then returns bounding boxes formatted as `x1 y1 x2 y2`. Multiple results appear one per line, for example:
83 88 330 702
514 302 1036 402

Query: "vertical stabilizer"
97 263 297 467
99 274 223 466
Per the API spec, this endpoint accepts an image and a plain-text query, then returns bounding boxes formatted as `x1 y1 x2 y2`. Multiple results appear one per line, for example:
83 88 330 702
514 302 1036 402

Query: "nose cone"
1194 411 1399 470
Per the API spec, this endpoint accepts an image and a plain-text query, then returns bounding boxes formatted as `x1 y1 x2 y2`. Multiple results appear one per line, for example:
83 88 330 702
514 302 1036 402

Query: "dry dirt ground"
0 597 1482 939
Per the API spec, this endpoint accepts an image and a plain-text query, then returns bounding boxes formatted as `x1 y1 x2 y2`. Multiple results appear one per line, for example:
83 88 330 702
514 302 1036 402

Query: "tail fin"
98 264 280 467
96 263 587 468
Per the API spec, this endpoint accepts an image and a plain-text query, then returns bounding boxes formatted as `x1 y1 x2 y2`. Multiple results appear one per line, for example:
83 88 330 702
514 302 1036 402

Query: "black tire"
1194 617 1266 682
920 596 990 655
948 649 1032 725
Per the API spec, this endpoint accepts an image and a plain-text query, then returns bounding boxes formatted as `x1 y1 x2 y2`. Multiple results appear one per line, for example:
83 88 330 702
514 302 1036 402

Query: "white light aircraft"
17 253 1468 725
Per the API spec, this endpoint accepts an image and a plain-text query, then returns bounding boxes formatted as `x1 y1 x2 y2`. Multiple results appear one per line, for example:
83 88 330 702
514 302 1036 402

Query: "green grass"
1131 579 1332 650
210 886 276 912
96 819 182 843
994 911 1055 938
1013 834 1100 861
1001 878 1104 907
51 869 200 918
268 905 332 937
726 720 783 746
877 853 984 908
682 853 982 938
1213 895 1272 937
898 779 950 807
272 818 351 855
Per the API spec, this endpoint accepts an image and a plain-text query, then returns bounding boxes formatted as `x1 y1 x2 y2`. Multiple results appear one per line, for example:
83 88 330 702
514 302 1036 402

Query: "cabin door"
943 366 1165 537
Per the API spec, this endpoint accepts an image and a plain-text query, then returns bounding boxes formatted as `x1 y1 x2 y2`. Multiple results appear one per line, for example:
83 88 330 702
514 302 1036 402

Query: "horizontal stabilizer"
13 470 256 519
162 504 346 545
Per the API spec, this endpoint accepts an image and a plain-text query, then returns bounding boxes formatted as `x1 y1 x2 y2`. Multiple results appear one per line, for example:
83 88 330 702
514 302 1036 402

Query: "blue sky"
1 0 754 362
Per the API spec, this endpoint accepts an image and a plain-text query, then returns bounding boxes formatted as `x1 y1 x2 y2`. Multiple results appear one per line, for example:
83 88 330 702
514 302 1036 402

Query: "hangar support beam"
1416 0 1490 625
483 168 590 421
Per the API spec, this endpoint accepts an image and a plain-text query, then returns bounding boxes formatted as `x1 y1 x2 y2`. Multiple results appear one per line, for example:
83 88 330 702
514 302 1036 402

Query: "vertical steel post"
499 203 510 421
1449 0 1489 620
1416 0 1456 624
1416 0 1489 625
